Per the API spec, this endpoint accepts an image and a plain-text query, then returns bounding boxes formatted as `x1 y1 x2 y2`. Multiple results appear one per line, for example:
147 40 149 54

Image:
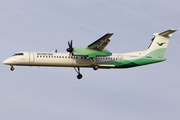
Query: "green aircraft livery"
157 42 166 46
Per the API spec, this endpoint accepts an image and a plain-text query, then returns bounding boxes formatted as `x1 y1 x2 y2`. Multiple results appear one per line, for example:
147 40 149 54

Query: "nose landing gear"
10 65 15 71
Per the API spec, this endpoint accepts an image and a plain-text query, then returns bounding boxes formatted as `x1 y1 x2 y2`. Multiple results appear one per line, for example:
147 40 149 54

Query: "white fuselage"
3 51 149 69
3 52 116 68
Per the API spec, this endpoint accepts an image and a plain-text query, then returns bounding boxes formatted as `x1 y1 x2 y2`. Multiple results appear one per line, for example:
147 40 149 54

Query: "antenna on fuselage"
52 49 57 53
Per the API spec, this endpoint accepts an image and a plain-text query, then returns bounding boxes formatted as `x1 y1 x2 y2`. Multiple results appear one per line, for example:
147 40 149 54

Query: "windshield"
12 53 24 56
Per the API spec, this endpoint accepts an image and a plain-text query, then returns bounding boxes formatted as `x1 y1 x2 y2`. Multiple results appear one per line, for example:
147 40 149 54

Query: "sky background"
0 0 180 120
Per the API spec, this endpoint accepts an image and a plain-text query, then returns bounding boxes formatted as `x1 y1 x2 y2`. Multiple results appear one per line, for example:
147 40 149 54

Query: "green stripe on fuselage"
98 57 165 68
119 57 165 68
146 48 167 58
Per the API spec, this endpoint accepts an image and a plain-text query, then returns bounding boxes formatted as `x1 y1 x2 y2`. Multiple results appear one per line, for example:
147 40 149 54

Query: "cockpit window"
12 53 24 56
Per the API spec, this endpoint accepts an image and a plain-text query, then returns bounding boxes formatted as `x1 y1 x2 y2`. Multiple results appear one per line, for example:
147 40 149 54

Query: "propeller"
66 40 73 55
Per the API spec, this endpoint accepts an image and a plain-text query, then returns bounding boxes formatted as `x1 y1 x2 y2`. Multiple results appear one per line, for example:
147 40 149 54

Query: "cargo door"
118 55 123 65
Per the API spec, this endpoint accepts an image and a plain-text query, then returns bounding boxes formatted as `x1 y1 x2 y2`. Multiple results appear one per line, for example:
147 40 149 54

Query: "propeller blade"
66 40 73 53
68 41 71 48
70 40 73 48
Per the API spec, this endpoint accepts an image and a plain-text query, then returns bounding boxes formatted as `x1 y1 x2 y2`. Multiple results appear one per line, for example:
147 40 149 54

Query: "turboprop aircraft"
3 29 177 79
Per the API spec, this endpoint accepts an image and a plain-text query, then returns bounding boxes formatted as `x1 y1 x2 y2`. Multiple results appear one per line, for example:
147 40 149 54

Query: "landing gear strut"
90 58 99 70
10 65 14 71
74 67 83 79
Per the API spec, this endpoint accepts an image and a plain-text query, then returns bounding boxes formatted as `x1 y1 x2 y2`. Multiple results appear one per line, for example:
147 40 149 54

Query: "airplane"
3 29 177 79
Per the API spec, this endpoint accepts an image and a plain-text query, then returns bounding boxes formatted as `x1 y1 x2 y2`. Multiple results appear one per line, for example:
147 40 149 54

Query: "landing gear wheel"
10 66 15 71
74 67 83 79
93 65 98 70
77 74 83 79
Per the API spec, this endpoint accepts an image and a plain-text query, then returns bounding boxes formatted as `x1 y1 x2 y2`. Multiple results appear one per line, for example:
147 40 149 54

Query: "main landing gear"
74 67 83 79
93 65 98 70
90 58 99 70
10 65 15 71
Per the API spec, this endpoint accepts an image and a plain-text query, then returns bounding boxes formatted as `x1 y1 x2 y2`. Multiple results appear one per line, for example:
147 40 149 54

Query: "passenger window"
62 56 64 58
54 56 56 58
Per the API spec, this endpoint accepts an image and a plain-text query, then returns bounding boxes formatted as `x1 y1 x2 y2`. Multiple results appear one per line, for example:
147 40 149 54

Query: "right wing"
87 33 114 51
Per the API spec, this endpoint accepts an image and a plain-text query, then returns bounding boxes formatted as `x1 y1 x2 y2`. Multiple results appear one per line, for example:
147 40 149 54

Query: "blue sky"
0 0 180 120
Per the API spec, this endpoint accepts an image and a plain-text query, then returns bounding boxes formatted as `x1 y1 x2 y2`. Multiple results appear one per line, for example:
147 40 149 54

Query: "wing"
87 33 114 51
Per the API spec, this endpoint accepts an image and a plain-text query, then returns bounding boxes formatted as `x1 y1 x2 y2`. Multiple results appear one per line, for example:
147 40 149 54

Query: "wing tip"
168 29 177 33
108 32 114 35
169 29 177 31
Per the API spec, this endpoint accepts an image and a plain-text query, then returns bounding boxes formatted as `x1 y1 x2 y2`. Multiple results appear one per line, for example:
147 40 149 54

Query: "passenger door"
29 53 34 63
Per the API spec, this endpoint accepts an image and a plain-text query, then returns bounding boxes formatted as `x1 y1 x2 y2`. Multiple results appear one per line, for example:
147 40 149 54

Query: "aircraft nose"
3 58 12 65
3 59 8 65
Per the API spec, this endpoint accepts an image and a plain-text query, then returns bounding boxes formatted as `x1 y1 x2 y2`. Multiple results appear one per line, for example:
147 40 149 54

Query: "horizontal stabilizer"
159 29 177 37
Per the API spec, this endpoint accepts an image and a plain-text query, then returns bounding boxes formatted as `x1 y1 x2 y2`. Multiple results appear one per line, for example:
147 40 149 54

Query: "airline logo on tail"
157 42 166 46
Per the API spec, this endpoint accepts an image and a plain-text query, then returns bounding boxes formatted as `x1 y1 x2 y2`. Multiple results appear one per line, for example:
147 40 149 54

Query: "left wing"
87 33 114 51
